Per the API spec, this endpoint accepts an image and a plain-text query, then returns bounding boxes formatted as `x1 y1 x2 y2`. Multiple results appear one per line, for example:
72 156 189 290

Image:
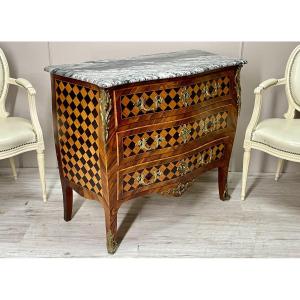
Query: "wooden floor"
0 167 300 257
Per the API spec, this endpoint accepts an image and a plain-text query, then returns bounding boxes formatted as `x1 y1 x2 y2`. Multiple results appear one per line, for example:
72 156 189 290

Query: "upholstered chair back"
285 45 300 112
0 48 9 117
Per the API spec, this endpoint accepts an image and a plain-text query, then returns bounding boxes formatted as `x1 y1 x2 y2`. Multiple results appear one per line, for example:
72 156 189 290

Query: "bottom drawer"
119 139 228 200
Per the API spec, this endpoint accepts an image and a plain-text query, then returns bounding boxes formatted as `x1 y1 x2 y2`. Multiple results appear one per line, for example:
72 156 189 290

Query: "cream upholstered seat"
252 118 300 155
241 45 300 200
0 48 46 202
0 117 37 152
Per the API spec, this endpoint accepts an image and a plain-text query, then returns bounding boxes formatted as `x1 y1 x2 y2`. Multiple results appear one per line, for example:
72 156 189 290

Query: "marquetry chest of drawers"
45 50 246 254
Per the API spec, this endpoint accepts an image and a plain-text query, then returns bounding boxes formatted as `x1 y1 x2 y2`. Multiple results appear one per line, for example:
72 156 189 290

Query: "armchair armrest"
9 77 36 95
244 77 286 148
15 78 36 95
8 77 44 150
254 78 286 94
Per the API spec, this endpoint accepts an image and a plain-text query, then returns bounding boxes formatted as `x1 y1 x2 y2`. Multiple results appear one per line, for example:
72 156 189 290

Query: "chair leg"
37 150 47 202
9 157 17 180
275 159 284 181
241 149 251 201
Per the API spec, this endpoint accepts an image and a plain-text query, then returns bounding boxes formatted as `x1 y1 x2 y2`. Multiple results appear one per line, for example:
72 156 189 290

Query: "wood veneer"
51 66 241 254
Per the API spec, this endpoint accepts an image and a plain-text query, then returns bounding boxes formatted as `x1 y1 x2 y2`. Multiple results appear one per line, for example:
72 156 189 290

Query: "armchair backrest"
0 48 9 117
285 45 300 113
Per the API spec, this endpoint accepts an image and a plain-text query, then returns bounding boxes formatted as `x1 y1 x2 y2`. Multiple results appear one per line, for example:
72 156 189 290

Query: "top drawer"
114 68 236 126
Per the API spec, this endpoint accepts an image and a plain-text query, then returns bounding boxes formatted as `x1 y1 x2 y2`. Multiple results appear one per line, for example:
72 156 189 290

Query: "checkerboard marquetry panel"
121 76 230 119
122 111 228 158
55 79 102 195
122 143 225 193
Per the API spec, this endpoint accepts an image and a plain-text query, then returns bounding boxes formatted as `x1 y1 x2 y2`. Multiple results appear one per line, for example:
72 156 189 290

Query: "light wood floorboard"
1 168 300 257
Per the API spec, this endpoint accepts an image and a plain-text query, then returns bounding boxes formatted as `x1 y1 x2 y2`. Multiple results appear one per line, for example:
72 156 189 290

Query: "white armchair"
0 48 46 202
241 45 300 200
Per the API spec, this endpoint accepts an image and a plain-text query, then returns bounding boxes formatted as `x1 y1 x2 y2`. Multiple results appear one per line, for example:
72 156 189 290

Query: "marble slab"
45 49 247 88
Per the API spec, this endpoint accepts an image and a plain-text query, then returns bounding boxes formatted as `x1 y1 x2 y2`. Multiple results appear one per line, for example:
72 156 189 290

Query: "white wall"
0 42 298 173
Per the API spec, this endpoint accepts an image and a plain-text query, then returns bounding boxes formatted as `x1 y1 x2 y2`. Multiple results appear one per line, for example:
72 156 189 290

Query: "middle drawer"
117 104 236 167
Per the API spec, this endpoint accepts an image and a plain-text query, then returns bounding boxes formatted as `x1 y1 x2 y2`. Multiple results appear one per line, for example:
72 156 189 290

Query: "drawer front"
122 110 228 157
117 104 236 166
117 69 235 125
121 142 226 196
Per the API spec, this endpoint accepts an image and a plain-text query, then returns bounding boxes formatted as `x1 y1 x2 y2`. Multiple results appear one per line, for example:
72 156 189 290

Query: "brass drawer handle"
203 116 219 134
198 149 213 166
137 170 162 186
154 135 165 148
180 87 190 107
179 124 191 143
137 135 165 151
136 95 164 112
137 138 152 151
201 85 209 97
210 82 221 97
210 115 218 131
202 122 210 134
201 82 221 98
177 161 189 175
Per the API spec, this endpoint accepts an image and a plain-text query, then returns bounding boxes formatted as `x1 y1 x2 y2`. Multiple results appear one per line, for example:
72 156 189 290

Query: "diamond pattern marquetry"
122 111 228 158
122 143 225 193
55 79 102 195
121 76 230 119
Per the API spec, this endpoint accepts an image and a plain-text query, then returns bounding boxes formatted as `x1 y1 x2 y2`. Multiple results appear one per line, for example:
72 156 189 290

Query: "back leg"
9 157 17 180
275 159 284 181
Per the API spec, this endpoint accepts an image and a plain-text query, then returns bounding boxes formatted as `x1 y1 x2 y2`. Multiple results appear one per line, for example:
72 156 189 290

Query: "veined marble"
45 50 247 88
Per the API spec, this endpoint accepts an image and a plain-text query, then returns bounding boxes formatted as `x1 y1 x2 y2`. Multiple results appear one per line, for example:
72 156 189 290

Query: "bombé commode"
45 50 246 254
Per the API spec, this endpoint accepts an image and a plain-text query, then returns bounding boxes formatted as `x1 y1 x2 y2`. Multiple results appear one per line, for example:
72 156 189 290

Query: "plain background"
0 41 298 173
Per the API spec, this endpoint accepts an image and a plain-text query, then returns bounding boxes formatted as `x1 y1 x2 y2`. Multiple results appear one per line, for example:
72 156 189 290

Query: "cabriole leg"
218 163 230 201
241 149 251 201
104 206 118 254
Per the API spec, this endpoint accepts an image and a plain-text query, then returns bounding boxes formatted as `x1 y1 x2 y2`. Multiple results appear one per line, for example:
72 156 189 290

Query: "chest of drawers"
45 50 246 254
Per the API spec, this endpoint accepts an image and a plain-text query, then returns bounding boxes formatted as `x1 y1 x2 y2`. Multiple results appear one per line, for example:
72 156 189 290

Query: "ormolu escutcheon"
179 124 191 143
137 170 162 186
198 149 213 166
180 87 190 106
137 95 164 112
177 160 189 175
138 135 165 151
154 135 165 148
138 138 152 151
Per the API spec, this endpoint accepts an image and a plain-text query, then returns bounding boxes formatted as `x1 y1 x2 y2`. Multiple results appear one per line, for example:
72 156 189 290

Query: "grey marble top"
45 50 247 88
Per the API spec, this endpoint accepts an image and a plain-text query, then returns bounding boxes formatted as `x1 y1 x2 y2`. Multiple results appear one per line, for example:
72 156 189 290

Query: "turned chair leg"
104 207 118 254
275 159 284 181
9 157 17 180
37 150 47 202
218 163 230 201
241 149 251 201
62 184 73 222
